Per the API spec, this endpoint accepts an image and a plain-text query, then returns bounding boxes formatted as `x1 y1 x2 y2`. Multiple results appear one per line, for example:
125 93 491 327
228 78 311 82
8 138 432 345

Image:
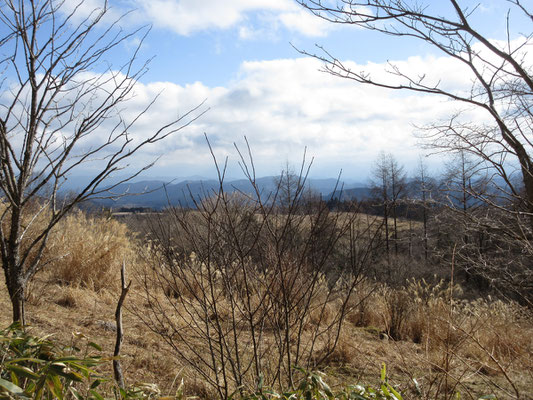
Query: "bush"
235 365 404 400
138 182 369 397
45 211 136 291
0 323 106 399
0 324 175 400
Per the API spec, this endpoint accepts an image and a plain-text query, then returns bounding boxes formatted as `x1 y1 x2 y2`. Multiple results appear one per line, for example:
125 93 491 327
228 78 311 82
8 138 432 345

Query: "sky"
3 0 532 182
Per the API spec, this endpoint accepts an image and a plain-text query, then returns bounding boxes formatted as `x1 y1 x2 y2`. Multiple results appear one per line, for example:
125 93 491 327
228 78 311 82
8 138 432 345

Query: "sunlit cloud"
54 52 485 179
131 0 334 37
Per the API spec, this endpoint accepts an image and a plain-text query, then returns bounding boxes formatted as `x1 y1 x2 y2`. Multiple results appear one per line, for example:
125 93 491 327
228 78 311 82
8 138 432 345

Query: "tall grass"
1 201 531 399
45 211 136 291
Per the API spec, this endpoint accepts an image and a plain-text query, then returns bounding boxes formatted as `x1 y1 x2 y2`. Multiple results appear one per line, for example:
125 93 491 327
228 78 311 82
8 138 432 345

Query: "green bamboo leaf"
88 342 102 351
387 384 403 400
46 376 64 400
8 357 46 364
317 376 333 397
7 365 40 379
90 389 105 400
25 381 36 395
90 379 102 389
0 377 24 394
58 370 84 383
55 356 85 362
35 384 44 400
69 387 83 400
10 371 19 386
351 395 369 400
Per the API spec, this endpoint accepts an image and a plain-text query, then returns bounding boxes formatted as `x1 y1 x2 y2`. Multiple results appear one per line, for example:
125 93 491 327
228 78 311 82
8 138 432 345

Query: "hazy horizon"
8 0 526 183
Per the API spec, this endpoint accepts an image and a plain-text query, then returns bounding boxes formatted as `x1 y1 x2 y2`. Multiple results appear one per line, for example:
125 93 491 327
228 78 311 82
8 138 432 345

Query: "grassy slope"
0 211 531 398
2 278 531 399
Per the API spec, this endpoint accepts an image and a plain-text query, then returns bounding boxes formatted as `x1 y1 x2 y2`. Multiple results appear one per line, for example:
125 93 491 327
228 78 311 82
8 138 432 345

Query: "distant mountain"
326 187 372 201
59 174 212 193
95 179 219 209
88 176 368 210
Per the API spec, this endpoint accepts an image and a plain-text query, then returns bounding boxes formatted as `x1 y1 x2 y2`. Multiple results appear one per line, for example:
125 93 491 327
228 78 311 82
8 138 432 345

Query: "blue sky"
10 0 532 182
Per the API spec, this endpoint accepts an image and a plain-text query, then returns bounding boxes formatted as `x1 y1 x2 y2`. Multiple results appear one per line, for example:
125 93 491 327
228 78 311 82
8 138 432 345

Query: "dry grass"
42 211 136 291
0 209 532 399
2 271 532 399
0 204 135 292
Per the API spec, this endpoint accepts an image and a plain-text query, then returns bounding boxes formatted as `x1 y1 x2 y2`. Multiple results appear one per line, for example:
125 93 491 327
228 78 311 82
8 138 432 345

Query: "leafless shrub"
135 145 378 398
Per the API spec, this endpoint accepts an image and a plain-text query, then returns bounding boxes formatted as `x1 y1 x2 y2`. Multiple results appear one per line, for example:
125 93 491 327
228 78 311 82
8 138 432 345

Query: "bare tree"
296 0 533 301
371 151 391 261
370 151 406 261
442 151 487 220
413 157 435 261
435 151 533 299
0 0 204 324
136 145 376 398
388 153 406 256
296 0 533 218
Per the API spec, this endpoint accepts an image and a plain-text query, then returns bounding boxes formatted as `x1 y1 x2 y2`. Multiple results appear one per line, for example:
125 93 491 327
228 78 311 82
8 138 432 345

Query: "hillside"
90 177 370 210
1 207 531 399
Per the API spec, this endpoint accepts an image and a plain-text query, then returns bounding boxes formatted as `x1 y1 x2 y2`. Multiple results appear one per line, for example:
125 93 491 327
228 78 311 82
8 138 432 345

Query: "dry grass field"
1 209 532 399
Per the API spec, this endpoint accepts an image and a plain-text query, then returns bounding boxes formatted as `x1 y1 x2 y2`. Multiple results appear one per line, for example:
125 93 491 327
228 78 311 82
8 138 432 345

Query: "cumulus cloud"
57 53 482 179
58 0 345 39
278 9 333 37
10 50 489 180
130 0 332 37
60 0 127 26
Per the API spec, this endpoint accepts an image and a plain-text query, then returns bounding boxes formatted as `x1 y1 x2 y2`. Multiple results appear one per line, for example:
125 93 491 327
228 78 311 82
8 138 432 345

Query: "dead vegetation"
1 190 532 399
1 152 532 398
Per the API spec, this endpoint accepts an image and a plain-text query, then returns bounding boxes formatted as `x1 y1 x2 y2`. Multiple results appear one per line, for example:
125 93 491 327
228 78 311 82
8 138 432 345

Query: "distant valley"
83 176 371 210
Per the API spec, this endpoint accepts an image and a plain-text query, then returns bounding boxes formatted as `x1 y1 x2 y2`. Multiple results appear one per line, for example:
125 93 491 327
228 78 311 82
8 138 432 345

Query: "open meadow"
1 199 532 399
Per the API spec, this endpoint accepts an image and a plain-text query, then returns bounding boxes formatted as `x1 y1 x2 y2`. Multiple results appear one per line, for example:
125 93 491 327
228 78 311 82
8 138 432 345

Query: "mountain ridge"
88 176 370 210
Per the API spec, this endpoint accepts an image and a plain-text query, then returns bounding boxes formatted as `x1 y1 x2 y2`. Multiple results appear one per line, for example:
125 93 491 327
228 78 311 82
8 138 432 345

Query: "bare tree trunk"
382 179 391 267
392 200 398 256
422 196 428 262
114 262 131 389
8 275 25 326
5 259 26 326
408 218 413 259
3 205 25 325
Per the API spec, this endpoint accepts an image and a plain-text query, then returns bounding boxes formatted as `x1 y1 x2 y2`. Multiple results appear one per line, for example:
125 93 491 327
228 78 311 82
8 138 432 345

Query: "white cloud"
278 9 333 37
20 52 492 180
128 0 335 37
59 0 345 39
238 17 281 41
60 0 126 26
112 54 478 178
132 0 286 36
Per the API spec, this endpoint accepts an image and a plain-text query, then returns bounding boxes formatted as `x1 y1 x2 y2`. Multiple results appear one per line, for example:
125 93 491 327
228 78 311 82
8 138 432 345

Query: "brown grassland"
1 209 532 399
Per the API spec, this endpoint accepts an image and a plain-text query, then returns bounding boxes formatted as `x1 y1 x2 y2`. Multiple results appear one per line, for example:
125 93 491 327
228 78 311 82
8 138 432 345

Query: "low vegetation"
1 169 532 399
0 323 410 400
